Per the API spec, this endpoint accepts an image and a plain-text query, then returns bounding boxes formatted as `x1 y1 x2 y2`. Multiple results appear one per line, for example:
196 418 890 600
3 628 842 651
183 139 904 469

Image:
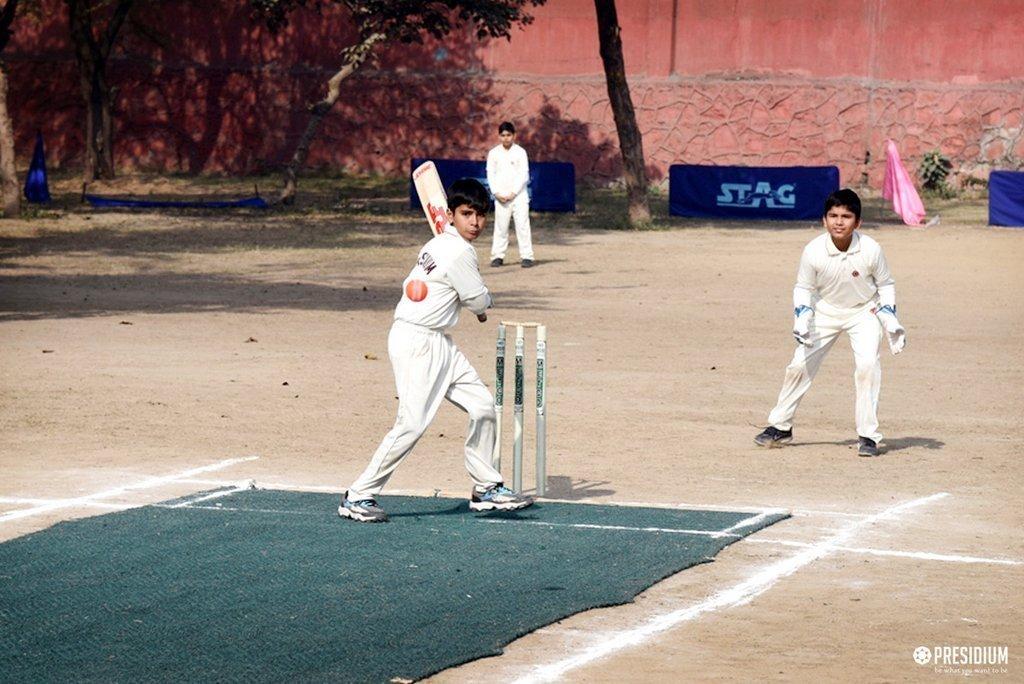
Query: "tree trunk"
1 1 21 216
76 60 98 181
77 46 116 182
67 0 131 183
594 0 650 226
279 33 383 205
0 63 19 216
89 65 115 179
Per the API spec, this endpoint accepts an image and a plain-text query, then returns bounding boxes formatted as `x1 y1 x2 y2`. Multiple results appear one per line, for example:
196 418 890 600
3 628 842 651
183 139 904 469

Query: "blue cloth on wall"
84 195 268 209
669 164 840 221
989 171 1024 227
410 158 575 212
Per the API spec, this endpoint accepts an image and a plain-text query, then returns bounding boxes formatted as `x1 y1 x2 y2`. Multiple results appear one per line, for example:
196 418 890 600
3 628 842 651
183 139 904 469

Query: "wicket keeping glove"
875 305 906 355
792 305 813 347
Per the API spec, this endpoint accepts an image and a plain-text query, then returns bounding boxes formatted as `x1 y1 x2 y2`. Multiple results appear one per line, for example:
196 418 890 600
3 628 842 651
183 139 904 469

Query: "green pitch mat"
0 489 787 682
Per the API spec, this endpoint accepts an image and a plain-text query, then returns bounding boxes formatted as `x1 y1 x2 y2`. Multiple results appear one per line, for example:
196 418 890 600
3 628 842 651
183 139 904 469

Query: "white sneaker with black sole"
469 484 533 512
338 491 389 522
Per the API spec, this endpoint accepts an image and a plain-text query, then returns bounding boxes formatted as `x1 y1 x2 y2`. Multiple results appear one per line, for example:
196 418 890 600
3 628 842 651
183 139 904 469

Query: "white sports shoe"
338 492 389 523
469 484 533 512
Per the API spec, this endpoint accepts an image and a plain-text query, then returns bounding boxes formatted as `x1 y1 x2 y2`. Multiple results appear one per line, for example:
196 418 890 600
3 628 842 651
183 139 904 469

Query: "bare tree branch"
252 0 546 204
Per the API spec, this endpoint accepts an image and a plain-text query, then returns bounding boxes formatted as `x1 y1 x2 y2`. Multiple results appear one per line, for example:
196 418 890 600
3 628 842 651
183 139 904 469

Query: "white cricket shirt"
486 143 530 199
794 231 895 313
393 225 490 331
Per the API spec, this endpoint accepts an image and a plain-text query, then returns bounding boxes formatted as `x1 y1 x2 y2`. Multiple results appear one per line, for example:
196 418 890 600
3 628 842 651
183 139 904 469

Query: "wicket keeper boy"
340 178 533 522
755 188 906 457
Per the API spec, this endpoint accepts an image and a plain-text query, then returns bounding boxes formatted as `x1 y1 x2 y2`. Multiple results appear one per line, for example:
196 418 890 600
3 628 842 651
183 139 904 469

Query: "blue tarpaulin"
84 195 268 209
24 132 51 203
411 158 575 212
989 171 1024 227
669 164 840 221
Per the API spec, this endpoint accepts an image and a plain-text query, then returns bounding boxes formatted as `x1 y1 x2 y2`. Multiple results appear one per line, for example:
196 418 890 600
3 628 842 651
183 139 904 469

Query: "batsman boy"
754 188 906 457
339 178 533 522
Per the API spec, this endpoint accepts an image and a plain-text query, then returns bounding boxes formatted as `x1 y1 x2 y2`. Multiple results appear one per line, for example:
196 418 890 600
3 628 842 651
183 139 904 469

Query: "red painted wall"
487 0 1024 82
7 0 1024 185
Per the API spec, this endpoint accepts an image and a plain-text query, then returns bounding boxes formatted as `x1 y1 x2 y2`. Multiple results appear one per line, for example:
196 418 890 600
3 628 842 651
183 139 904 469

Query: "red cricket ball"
405 279 428 302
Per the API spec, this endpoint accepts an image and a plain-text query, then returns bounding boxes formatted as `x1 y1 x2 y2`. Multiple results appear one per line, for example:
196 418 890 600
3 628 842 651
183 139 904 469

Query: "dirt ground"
2 179 1022 681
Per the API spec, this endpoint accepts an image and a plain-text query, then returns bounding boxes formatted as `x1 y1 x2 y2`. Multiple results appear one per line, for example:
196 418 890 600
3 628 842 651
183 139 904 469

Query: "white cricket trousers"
767 303 884 443
347 320 503 499
491 194 533 261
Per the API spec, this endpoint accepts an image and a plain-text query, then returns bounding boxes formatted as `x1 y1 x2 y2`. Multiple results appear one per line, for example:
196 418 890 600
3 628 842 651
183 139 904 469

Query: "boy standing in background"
487 121 535 268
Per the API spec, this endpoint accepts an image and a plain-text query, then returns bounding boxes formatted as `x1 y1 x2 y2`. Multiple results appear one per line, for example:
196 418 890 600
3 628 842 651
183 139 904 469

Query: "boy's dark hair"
498 121 516 135
447 178 491 214
823 188 862 221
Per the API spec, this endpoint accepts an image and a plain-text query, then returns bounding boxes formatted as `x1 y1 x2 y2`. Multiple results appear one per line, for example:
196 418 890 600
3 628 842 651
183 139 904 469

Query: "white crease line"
177 480 810 516
7 493 1007 566
158 504 317 516
175 480 875 520
178 478 341 493
0 456 259 523
788 508 870 519
513 491 950 684
180 480 443 500
166 482 255 508
0 498 283 517
0 497 135 511
479 519 743 539
543 496 788 516
721 512 770 533
746 538 1022 566
1 487 250 512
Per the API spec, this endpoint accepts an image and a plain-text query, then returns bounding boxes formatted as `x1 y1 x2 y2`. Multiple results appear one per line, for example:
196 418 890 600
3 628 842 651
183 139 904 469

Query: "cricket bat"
412 161 449 236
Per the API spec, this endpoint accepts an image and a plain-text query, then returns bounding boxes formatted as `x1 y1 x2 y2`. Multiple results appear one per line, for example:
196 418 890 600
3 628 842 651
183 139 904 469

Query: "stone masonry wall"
8 0 1024 187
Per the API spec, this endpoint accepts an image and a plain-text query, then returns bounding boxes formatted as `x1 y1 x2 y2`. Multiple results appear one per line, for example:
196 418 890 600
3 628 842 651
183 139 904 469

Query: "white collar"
825 231 861 256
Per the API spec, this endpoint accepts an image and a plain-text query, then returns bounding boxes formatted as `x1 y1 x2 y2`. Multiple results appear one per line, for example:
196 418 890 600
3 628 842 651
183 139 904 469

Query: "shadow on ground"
0 271 547 321
543 475 616 500
789 436 945 455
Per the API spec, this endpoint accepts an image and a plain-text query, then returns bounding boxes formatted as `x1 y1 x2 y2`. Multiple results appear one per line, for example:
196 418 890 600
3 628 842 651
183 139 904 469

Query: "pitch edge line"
0 456 259 524
0 497 134 511
746 538 1022 566
176 479 877 520
479 519 743 539
512 492 950 684
176 479 803 517
167 483 255 508
721 512 770 533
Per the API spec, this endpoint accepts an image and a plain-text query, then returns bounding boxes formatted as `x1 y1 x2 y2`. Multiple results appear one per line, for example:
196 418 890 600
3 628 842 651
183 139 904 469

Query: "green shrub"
919 150 953 196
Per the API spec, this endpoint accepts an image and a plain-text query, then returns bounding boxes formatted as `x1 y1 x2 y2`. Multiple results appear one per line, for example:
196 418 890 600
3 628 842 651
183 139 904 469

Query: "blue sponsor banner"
411 158 575 212
669 164 840 221
989 171 1024 227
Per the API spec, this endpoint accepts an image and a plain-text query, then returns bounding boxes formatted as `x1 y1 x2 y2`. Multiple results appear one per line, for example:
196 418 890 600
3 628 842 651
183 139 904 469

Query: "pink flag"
882 139 926 226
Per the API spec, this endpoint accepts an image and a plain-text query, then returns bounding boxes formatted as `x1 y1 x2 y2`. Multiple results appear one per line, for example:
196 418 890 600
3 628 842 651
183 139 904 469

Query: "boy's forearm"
793 285 813 309
463 290 492 315
876 283 896 308
515 170 529 196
